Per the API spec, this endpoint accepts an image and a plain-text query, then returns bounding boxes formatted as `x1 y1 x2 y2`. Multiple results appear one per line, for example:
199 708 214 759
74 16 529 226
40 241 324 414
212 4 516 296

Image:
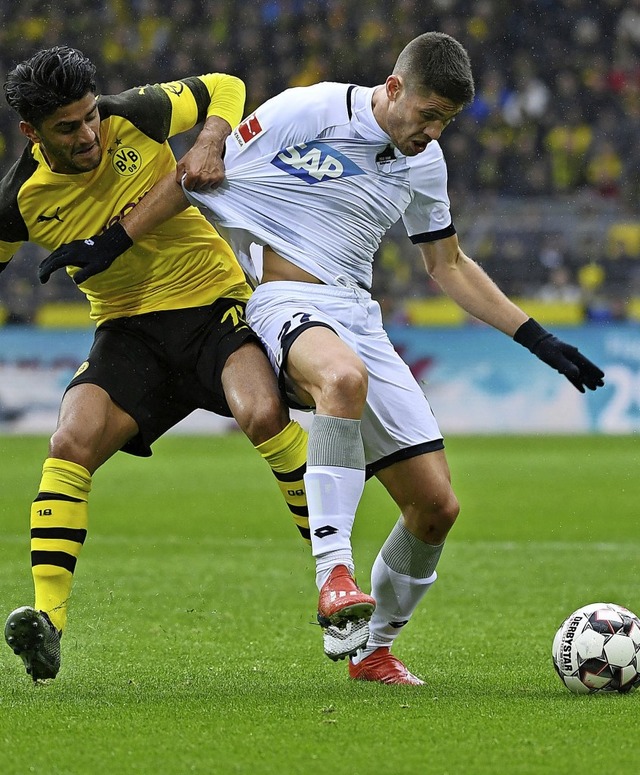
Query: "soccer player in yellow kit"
0 46 308 682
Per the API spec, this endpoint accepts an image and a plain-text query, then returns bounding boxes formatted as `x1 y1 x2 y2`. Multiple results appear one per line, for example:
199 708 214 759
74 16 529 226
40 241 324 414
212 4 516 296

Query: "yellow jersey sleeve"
0 146 37 266
99 74 245 143
164 74 246 135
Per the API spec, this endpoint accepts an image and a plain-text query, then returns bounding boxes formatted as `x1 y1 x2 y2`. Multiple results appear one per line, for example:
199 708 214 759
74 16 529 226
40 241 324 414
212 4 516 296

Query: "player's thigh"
376 450 460 542
65 317 187 459
221 339 282 406
286 325 368 412
247 282 367 411
221 340 289 444
51 383 138 473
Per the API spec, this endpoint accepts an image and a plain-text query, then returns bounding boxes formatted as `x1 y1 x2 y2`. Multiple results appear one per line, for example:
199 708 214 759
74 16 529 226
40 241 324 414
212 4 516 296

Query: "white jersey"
185 82 454 289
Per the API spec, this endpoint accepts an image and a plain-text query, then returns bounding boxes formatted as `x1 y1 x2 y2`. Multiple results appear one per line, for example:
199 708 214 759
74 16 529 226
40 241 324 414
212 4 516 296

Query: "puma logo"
37 207 64 223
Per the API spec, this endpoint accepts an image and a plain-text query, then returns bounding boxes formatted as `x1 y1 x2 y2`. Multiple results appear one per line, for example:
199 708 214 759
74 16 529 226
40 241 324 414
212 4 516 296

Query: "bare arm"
419 233 528 335
419 233 604 392
122 114 234 240
176 114 233 191
121 173 188 240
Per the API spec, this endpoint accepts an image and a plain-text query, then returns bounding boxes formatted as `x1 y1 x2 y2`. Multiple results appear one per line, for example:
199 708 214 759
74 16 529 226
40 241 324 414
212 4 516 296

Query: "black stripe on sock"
297 526 311 540
34 492 83 503
273 465 306 482
31 527 87 544
288 504 308 517
31 550 77 573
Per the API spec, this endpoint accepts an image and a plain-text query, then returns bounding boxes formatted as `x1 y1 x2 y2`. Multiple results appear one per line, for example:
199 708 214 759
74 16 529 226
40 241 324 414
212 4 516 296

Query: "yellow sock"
256 420 310 546
31 457 91 632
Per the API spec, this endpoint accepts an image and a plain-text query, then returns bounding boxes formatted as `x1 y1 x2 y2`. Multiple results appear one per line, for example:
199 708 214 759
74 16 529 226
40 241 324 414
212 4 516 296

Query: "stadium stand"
0 0 638 325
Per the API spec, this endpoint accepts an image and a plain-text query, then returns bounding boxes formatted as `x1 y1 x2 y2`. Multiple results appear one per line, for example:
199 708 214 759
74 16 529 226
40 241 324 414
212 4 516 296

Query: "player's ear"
19 121 41 144
386 75 403 102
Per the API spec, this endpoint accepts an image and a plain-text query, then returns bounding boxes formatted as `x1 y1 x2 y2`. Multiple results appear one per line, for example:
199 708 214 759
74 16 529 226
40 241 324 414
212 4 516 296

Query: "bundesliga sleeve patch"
233 114 263 147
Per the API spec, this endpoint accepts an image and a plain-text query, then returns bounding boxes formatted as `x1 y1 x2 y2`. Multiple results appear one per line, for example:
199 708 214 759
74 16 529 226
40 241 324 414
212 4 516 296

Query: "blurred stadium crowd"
1 0 640 326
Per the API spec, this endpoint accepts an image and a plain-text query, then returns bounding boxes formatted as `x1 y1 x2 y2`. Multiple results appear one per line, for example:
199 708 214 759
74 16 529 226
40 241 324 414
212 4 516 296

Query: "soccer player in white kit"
42 32 605 685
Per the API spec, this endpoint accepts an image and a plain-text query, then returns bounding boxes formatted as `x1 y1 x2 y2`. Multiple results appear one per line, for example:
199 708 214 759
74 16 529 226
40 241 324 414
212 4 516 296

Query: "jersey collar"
351 86 392 145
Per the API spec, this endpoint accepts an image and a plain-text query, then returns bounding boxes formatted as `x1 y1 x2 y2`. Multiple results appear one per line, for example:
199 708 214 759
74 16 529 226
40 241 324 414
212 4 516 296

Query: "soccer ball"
552 602 640 694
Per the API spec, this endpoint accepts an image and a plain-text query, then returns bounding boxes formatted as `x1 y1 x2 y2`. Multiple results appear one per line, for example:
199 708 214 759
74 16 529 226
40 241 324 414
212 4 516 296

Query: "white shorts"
246 281 443 475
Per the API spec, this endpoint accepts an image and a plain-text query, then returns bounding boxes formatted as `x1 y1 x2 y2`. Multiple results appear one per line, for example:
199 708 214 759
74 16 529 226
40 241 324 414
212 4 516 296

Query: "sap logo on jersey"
271 141 364 184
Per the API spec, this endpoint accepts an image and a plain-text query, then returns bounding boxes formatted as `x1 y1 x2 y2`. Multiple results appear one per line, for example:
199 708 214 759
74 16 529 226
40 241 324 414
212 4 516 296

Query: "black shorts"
66 298 258 457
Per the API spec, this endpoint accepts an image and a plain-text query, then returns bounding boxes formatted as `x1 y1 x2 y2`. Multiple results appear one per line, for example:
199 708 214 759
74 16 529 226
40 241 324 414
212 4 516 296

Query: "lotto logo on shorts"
271 141 365 184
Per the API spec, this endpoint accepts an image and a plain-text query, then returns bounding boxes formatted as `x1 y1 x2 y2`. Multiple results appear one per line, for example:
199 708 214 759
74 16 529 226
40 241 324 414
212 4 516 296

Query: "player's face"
20 93 102 174
383 76 462 156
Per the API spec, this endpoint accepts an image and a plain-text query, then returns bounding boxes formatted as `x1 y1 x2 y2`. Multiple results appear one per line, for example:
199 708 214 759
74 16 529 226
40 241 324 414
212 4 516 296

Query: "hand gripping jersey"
0 74 250 324
185 82 456 290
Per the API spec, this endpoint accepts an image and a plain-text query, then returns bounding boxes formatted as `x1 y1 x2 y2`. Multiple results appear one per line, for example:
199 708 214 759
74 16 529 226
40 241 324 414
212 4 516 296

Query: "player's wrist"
99 221 134 255
513 317 551 352
197 116 232 149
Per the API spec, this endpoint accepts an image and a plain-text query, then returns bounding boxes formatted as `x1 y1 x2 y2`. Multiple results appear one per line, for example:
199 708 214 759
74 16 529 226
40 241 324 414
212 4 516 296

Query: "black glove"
38 222 133 285
514 318 605 393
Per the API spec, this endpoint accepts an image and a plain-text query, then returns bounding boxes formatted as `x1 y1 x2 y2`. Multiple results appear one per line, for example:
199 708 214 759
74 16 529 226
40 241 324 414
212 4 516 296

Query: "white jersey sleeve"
402 142 454 243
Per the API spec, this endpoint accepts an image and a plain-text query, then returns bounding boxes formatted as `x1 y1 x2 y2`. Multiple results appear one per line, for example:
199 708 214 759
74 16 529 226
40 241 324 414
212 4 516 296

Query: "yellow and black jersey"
0 74 251 324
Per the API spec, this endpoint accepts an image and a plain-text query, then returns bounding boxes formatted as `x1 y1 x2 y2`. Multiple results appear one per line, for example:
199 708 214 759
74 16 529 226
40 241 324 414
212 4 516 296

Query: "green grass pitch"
1 434 639 774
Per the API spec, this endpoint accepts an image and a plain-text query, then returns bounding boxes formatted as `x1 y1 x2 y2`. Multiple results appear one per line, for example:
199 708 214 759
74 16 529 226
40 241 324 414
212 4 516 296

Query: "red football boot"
317 565 376 626
349 647 425 685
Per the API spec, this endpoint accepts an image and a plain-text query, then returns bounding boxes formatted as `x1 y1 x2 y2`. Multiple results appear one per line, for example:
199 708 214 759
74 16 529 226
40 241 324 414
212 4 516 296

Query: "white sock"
315 553 355 590
304 414 366 591
352 555 437 662
352 517 444 663
305 464 364 589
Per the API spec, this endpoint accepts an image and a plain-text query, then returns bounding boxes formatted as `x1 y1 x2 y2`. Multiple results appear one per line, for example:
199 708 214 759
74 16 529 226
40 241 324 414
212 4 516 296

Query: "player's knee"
437 490 461 533
407 490 460 543
233 390 289 446
49 425 95 468
319 362 368 413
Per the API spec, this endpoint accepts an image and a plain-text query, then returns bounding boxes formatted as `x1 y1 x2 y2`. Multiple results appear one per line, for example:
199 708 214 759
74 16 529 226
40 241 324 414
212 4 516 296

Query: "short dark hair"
394 32 475 106
4 46 97 127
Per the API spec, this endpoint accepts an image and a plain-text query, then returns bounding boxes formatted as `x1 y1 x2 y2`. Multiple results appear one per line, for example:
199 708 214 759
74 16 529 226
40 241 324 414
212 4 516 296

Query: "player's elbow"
424 245 467 281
